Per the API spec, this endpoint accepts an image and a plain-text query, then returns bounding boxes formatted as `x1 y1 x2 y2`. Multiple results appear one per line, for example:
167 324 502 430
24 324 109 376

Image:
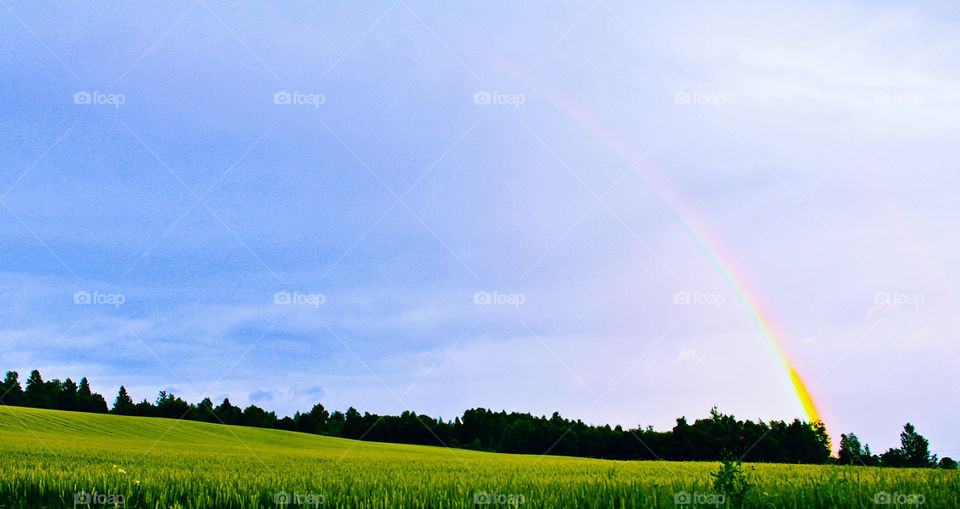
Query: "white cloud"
672 349 705 366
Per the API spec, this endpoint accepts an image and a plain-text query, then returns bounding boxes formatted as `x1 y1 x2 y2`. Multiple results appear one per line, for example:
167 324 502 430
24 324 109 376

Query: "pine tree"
0 371 23 405
78 377 92 397
61 378 78 411
113 386 135 415
23 370 46 407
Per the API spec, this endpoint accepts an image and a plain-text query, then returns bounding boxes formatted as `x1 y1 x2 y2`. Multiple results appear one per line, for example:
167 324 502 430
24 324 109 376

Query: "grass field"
0 406 956 508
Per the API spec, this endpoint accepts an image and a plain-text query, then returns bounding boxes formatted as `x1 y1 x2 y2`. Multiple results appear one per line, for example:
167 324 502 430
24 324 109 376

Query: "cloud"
249 389 279 404
2 0 960 457
672 349 705 366
297 385 325 400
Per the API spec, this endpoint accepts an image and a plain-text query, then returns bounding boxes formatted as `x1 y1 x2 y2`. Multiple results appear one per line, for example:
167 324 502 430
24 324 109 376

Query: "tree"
214 398 242 425
78 377 92 397
297 403 329 434
243 405 277 428
899 423 936 468
14 366 955 466
134 398 157 417
112 386 135 415
326 410 345 435
838 433 864 465
190 397 217 422
60 378 78 411
861 443 880 467
808 420 832 464
881 448 905 467
0 371 23 406
156 391 189 419
23 370 47 408
342 407 363 438
76 378 108 413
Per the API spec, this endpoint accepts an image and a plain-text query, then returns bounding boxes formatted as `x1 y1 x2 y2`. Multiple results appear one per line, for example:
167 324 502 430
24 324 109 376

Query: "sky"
2 0 959 458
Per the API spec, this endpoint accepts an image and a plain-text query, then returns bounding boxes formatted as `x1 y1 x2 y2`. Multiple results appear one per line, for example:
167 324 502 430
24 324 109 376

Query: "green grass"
0 406 956 508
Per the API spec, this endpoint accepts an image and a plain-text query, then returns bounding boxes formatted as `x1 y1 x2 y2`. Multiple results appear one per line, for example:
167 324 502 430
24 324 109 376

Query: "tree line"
0 369 953 467
838 427 956 469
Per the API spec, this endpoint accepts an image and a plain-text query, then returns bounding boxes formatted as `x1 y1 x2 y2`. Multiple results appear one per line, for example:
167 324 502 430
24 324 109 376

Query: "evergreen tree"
1 366 948 467
78 377 92 397
214 398 242 425
155 391 189 419
60 378 78 411
77 377 108 413
23 370 48 408
342 407 363 439
112 386 135 415
0 371 23 405
190 397 217 422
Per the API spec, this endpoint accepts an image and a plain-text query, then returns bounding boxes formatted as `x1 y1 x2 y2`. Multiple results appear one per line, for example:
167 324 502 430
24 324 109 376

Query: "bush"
712 457 752 506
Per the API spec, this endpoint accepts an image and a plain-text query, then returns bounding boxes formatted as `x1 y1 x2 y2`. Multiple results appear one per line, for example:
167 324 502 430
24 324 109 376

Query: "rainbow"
492 59 823 426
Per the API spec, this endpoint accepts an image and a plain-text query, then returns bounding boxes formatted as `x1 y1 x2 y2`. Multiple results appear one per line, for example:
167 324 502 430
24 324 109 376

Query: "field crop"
0 406 956 508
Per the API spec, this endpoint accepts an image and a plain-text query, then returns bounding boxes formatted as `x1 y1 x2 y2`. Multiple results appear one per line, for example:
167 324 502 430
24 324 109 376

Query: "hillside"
0 404 474 462
1 406 957 508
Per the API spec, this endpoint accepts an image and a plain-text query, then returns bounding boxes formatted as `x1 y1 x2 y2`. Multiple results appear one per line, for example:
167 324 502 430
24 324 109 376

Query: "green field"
0 406 956 508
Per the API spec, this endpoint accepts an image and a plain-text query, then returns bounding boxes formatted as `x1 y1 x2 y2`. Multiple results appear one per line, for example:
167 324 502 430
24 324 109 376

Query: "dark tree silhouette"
23 370 48 408
0 371 23 405
3 368 943 467
838 433 865 465
77 377 108 413
898 423 936 467
112 386 135 415
214 398 242 425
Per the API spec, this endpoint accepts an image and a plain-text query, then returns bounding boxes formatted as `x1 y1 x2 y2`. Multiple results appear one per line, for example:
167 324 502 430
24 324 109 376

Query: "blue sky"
2 0 960 457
